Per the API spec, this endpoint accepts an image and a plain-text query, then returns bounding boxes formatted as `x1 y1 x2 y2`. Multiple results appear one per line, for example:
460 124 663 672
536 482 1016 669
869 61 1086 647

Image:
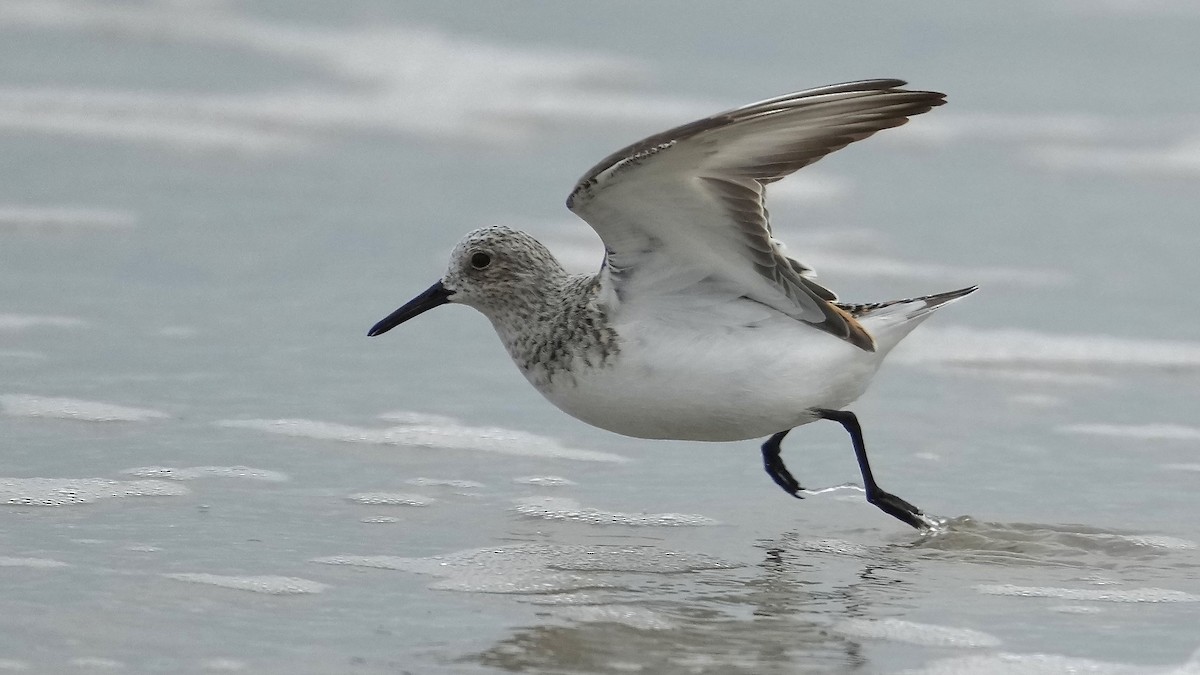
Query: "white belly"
528 312 884 442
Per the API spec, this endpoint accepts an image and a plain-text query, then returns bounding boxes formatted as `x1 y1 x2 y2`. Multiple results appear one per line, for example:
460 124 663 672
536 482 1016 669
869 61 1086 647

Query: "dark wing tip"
567 78 947 212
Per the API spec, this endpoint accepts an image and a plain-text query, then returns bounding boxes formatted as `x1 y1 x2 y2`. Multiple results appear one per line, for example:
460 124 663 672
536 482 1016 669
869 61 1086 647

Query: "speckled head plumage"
366 225 570 338
440 226 567 317
367 224 618 387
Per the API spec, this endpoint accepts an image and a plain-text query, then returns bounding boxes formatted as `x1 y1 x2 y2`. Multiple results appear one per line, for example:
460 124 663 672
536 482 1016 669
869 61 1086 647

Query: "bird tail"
838 285 977 352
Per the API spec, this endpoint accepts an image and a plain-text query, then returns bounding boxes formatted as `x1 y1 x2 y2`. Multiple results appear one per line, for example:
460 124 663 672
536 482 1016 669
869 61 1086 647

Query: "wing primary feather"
567 79 943 352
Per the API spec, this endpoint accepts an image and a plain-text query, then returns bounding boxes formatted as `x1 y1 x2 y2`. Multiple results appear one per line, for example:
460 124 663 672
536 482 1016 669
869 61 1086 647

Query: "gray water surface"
2 1 1199 673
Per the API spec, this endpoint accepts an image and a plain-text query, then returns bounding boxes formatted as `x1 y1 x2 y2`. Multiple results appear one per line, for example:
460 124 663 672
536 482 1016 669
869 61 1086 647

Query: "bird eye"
470 252 492 269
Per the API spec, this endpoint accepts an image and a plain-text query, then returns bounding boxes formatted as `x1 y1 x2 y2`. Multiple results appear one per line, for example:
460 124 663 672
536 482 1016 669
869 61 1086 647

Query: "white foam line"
513 475 577 487
976 583 1200 603
882 109 1200 184
1007 393 1064 408
0 314 86 331
0 477 188 506
163 573 328 595
931 365 1115 387
0 1 712 151
1058 423 1200 442
832 617 1001 649
1163 463 1200 472
553 605 678 631
890 111 1115 146
0 104 308 153
347 492 432 507
312 543 739 595
67 658 123 670
121 466 290 482
0 204 136 230
1029 137 1200 176
513 496 716 527
377 410 461 426
789 539 873 557
404 477 483 489
0 556 69 568
893 325 1200 369
1105 534 1197 550
215 417 627 462
312 549 613 595
0 350 44 360
901 651 1177 675
1 394 168 422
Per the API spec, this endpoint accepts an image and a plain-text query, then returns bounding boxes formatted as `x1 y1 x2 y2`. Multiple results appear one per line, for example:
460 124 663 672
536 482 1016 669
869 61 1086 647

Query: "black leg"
814 408 928 529
761 429 804 498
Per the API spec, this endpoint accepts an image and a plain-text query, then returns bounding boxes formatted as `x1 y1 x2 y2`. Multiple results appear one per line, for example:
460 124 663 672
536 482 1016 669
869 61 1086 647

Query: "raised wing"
566 79 945 352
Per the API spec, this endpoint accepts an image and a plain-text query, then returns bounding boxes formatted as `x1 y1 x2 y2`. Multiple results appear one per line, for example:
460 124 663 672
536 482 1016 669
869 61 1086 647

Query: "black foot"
761 430 804 498
814 408 930 530
867 489 927 530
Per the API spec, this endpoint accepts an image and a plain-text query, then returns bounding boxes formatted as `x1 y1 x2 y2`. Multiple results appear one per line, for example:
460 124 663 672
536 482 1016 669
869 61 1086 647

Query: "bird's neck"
488 273 621 388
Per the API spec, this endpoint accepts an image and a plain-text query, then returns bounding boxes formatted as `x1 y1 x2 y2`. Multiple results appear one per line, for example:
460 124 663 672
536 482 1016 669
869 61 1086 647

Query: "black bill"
367 280 454 337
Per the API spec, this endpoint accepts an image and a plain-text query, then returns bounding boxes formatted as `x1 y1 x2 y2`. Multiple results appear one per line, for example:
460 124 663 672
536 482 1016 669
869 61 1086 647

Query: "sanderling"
369 79 975 529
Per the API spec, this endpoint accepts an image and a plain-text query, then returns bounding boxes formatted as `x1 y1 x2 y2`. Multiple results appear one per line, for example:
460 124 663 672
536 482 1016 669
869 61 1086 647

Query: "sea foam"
0 477 188 506
313 543 738 595
0 0 709 152
976 583 1200 603
163 573 328 595
512 496 716 527
893 326 1200 370
1 394 168 422
121 466 289 482
0 204 136 230
216 415 626 462
0 314 86 331
1057 423 1200 442
832 617 1001 649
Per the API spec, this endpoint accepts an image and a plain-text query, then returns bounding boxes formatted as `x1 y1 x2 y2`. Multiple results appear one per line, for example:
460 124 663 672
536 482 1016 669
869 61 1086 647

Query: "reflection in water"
472 596 863 673
908 517 1199 570
468 534 923 673
465 519 1200 673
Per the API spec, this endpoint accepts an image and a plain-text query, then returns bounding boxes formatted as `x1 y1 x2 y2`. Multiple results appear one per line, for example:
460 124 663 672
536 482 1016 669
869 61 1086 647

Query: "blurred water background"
2 1 1200 673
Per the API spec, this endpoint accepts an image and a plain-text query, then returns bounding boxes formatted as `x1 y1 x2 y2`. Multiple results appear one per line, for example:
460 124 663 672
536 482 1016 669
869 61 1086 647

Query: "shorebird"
368 79 975 529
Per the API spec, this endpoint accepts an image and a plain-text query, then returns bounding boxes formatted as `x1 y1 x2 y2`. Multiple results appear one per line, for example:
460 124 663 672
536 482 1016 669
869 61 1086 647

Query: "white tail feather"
849 286 977 353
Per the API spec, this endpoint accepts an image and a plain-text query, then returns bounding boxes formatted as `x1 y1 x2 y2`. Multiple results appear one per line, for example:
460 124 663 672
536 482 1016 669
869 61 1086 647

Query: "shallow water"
2 1 1200 673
